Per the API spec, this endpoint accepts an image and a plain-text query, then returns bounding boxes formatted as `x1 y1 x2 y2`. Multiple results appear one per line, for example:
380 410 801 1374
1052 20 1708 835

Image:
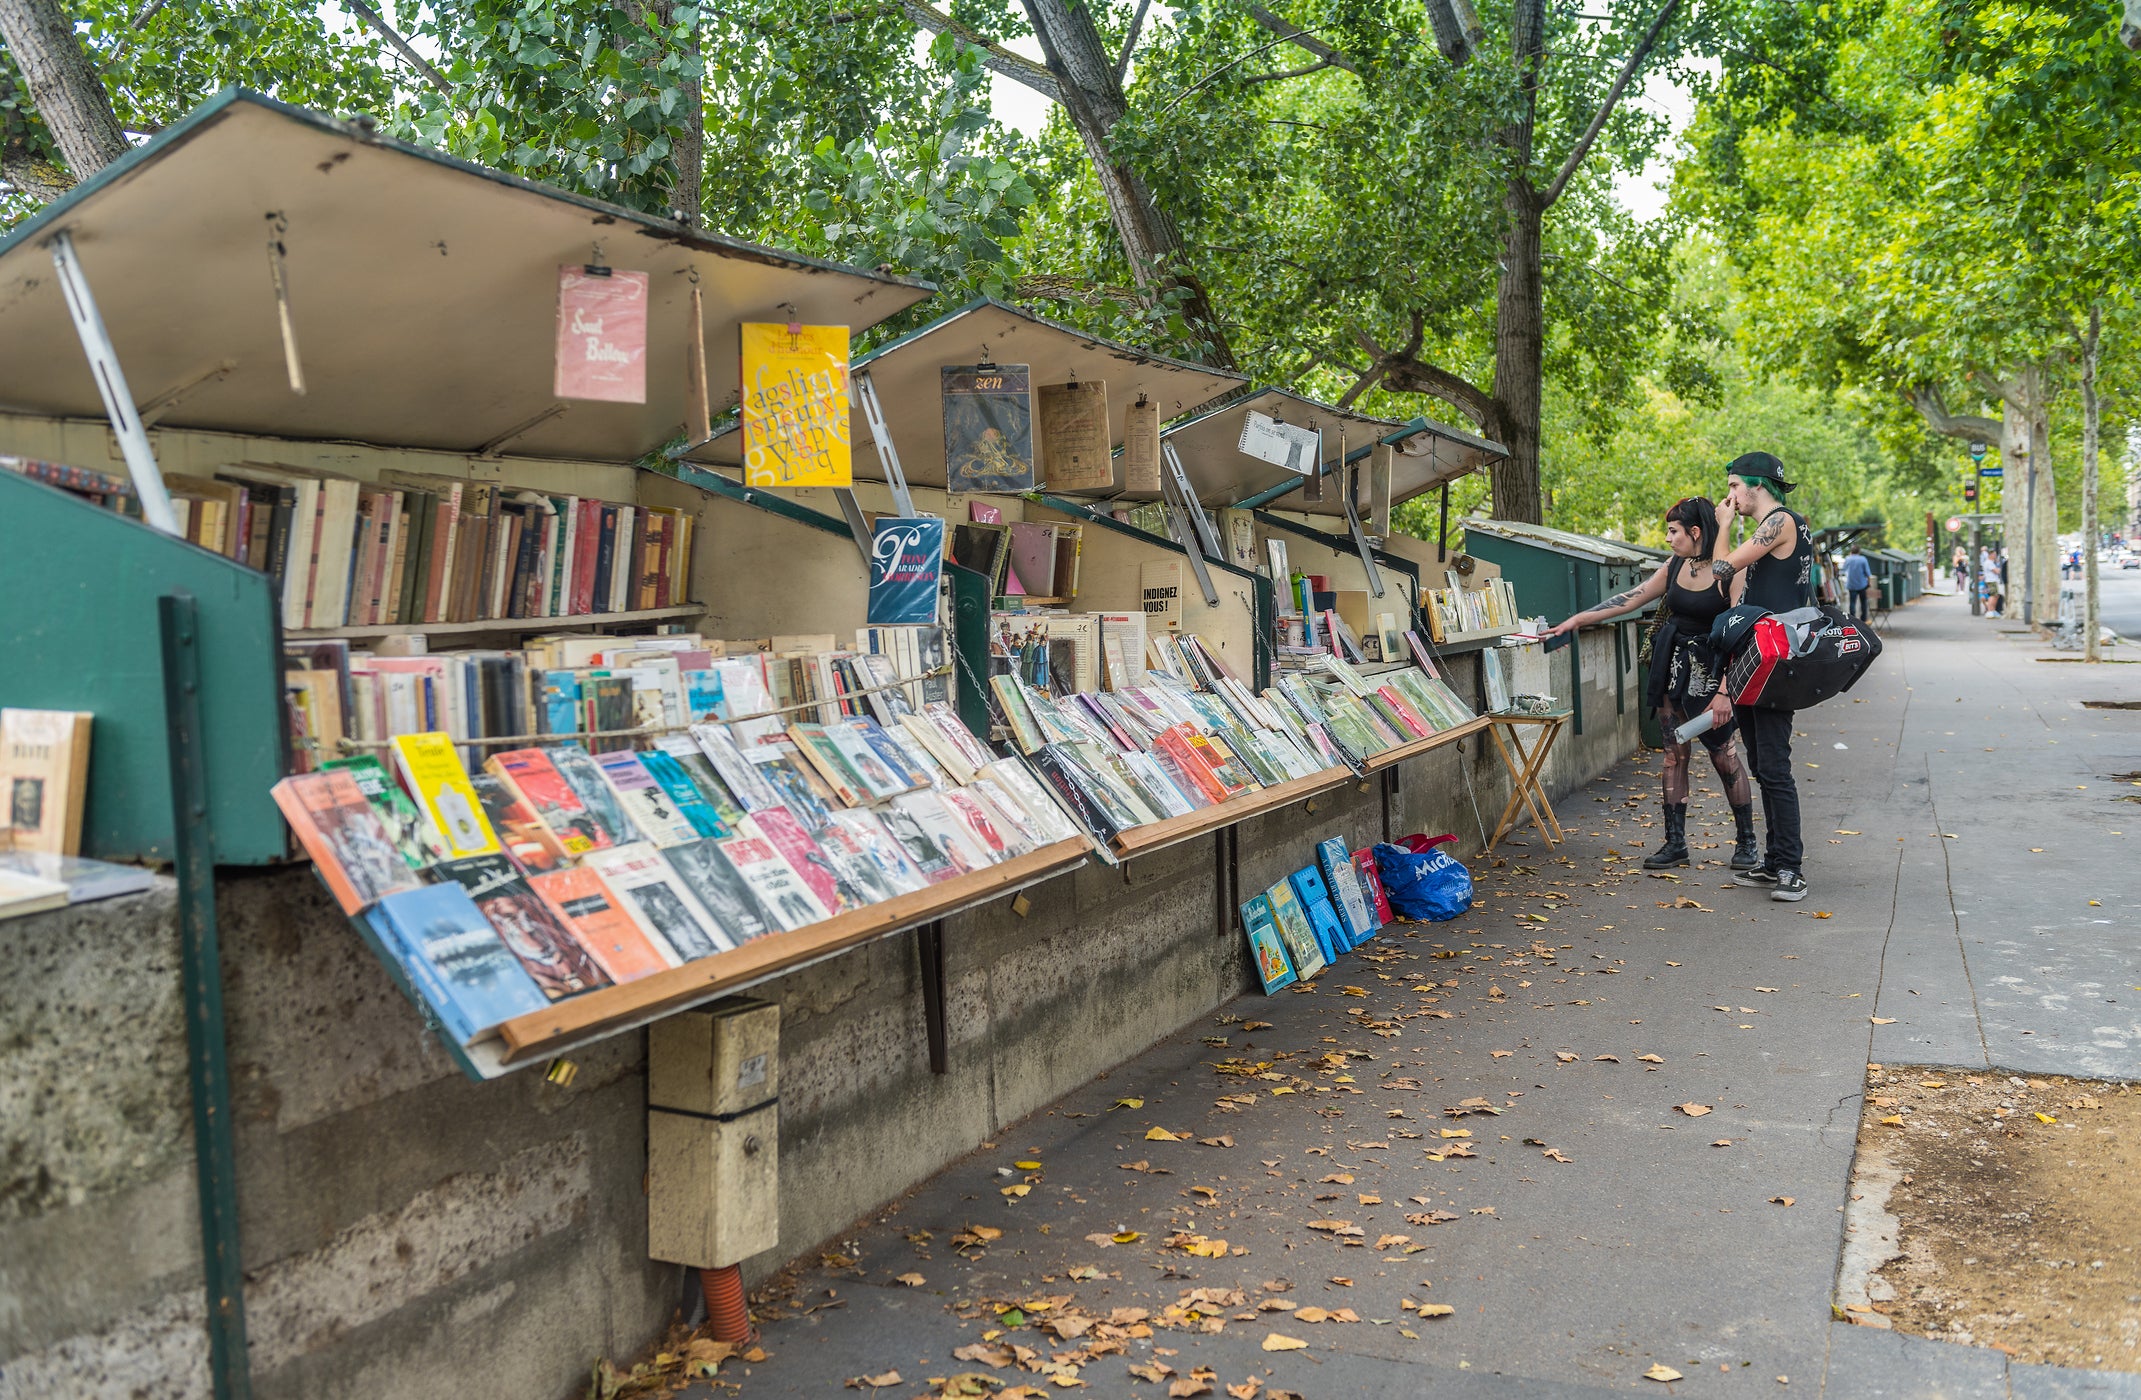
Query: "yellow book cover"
739 321 851 488
390 733 500 859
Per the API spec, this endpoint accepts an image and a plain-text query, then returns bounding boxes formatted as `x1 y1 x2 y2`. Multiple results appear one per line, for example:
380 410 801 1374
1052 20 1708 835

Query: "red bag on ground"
1398 833 1457 854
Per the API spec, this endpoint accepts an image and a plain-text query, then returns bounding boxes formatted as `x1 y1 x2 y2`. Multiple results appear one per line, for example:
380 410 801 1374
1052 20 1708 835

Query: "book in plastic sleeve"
714 829 832 931
272 770 425 914
1240 893 1298 994
429 854 610 999
545 742 636 845
369 882 548 1044
747 808 847 911
638 748 732 839
664 837 779 944
1261 877 1327 979
529 865 679 983
389 733 500 860
592 748 700 847
581 842 728 960
484 747 610 858
323 753 450 869
1316 837 1377 942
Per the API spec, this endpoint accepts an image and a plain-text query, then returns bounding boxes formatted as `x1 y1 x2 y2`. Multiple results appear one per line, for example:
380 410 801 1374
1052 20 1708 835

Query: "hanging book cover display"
1237 411 1319 474
554 266 649 403
942 365 1034 492
1122 395 1162 494
740 322 852 488
1037 380 1112 491
867 517 946 626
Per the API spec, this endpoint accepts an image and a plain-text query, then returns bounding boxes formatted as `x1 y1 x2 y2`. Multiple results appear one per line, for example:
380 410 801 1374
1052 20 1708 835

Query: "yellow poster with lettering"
740 322 852 488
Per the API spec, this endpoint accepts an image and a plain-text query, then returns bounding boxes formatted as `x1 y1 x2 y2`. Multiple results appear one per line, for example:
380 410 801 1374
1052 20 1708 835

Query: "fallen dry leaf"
1417 1303 1455 1318
1147 1126 1181 1141
1637 1054 1664 1064
1200 1136 1235 1148
1811 911 1833 919
896 1272 925 1287
1770 1196 1795 1207
848 1372 903 1389
1645 1364 1684 1383
1674 1102 1713 1117
1555 1051 1578 1063
1712 1139 1733 1147
1114 1098 1145 1109
1002 1184 1031 1198
1168 1380 1212 1398
1870 1017 1896 1025
1261 1333 1309 1352
1225 1381 1261 1400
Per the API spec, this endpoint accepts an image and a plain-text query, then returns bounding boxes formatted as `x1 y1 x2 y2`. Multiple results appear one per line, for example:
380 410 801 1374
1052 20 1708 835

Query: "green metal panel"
0 470 287 864
1463 533 1578 620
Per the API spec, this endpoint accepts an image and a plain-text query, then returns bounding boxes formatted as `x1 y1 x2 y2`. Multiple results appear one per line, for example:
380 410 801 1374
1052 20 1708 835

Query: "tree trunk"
0 0 126 185
2000 394 2030 613
1021 0 1236 368
2027 395 2057 628
1488 176 1545 522
2081 307 2101 661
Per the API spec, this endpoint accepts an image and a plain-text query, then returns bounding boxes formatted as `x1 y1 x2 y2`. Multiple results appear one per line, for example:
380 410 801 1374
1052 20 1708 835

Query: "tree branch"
1162 25 1344 112
902 0 1060 100
1538 0 1679 208
1380 354 1494 427
343 0 455 98
1337 363 1386 408
1115 0 1152 82
1243 55 1335 82
1904 384 2002 443
1243 3 1357 73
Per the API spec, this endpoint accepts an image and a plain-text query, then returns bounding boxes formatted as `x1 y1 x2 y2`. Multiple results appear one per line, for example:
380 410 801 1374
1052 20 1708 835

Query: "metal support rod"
1380 767 1396 845
832 488 875 559
1162 442 1224 559
160 592 254 1400
1339 462 1387 599
1158 452 1222 607
50 230 179 535
1438 482 1452 562
854 371 916 518
1214 825 1240 938
918 921 948 1075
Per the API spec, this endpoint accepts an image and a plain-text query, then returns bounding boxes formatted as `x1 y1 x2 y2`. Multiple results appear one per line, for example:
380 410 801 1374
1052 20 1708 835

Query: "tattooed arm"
1709 509 1796 580
1547 563 1668 636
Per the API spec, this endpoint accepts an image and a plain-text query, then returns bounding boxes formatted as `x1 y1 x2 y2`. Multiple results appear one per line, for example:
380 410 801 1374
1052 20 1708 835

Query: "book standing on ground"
1 709 92 855
1240 893 1298 994
1261 877 1326 980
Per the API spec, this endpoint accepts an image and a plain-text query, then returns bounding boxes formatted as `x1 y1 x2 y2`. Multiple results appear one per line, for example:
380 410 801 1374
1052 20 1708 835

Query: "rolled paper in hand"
1673 709 1720 744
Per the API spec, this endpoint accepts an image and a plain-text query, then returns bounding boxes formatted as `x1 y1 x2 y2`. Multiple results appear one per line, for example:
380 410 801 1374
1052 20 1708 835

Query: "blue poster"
868 517 946 625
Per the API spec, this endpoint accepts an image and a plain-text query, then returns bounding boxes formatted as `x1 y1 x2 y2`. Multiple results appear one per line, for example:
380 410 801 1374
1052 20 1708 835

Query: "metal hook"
584 240 611 277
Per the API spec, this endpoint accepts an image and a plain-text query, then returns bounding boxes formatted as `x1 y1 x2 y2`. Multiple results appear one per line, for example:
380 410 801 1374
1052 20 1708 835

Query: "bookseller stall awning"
0 88 933 465
1150 389 1405 508
692 297 1246 492
1270 413 1506 522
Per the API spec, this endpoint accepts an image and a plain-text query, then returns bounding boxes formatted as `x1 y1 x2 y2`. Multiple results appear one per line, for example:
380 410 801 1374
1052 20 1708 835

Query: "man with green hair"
1702 452 1817 903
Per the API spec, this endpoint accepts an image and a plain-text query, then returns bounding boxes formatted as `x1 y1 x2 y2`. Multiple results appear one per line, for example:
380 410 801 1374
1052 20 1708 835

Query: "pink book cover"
555 266 649 403
749 808 844 913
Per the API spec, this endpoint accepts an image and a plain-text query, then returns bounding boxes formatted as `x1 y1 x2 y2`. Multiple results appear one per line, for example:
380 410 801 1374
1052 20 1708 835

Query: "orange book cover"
1154 724 1230 807
271 770 423 914
529 866 676 983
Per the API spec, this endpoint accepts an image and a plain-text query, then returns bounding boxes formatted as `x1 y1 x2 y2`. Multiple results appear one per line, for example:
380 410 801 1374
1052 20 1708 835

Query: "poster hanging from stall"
942 365 1033 492
1237 410 1320 474
1122 396 1161 493
740 322 852 488
1038 380 1111 491
867 517 946 625
554 266 649 403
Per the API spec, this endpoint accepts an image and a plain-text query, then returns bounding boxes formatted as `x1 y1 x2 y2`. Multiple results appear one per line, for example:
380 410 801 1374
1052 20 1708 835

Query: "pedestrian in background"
1704 452 1815 903
1843 544 1873 623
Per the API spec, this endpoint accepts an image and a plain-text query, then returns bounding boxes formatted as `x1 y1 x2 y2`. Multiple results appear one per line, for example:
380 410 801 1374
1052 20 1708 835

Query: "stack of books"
1425 574 1518 641
270 674 1083 1050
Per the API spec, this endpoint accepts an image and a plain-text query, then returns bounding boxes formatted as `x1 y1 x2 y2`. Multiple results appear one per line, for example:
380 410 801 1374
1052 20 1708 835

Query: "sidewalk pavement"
706 595 2139 1399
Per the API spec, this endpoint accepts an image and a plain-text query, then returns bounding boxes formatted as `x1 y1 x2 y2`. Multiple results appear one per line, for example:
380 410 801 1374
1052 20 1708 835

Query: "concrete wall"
0 631 1634 1400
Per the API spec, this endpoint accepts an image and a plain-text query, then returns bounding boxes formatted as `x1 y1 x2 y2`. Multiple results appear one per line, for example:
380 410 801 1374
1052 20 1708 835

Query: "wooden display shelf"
287 603 704 640
485 836 1093 1071
1428 623 1517 647
1358 713 1492 773
1110 767 1353 860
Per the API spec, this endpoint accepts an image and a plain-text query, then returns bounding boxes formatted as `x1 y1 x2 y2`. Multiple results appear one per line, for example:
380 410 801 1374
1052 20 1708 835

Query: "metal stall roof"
0 88 934 463
694 297 1246 491
1270 413 1506 521
1152 388 1403 507
1461 517 1662 567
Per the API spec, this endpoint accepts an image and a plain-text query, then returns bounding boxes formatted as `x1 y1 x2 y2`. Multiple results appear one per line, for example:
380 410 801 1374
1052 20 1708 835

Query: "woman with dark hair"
1546 497 1758 871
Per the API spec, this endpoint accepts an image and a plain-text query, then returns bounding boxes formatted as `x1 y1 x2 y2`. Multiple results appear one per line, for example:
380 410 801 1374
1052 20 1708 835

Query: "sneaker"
1770 870 1808 902
1732 866 1779 889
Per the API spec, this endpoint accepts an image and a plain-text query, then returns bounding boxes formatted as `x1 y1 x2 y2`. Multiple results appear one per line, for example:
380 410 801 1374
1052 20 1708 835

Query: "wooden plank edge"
1109 767 1352 857
1359 714 1492 772
494 837 1091 1062
287 603 704 640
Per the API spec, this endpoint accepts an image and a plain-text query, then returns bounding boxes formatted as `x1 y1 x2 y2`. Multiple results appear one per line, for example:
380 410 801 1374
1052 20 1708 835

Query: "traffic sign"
1946 516 1962 532
1979 466 2004 478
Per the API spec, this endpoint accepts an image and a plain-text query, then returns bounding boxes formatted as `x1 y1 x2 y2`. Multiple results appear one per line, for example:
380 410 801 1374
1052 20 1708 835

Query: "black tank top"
1743 508 1814 613
1666 563 1731 627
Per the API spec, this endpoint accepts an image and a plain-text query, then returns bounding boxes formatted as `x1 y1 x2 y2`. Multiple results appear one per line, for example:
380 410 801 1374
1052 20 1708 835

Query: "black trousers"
1849 586 1869 621
1734 705 1802 872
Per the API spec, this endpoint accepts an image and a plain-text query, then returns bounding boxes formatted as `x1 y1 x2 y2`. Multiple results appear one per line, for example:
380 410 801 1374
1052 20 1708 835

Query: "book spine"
592 506 617 613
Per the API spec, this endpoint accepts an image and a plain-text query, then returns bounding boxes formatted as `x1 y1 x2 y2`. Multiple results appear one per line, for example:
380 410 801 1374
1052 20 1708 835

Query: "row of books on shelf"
1425 575 1519 640
272 688 1086 1048
3 456 695 632
1242 835 1394 994
983 630 1477 845
283 625 947 773
1275 601 1411 668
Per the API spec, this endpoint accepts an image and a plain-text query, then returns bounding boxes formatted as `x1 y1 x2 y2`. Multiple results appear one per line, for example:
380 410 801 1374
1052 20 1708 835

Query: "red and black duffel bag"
1723 606 1882 711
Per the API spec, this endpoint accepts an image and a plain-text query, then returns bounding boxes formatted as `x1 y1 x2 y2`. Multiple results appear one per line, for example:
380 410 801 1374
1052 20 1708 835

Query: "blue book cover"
1301 890 1350 961
1317 836 1378 941
640 749 731 838
681 668 726 723
372 883 548 1046
1240 893 1297 994
1262 878 1327 978
867 517 946 626
1289 863 1353 952
541 670 581 735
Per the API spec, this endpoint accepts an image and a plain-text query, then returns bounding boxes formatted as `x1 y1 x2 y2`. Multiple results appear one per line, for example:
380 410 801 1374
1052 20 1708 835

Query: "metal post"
917 921 948 1075
1339 462 1387 600
1968 518 1982 617
1438 483 1452 563
160 593 254 1400
1162 442 1223 559
49 230 179 535
853 371 916 518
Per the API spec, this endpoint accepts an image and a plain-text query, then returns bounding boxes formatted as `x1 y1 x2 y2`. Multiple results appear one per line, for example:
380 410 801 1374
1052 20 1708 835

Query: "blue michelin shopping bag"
1373 836 1474 922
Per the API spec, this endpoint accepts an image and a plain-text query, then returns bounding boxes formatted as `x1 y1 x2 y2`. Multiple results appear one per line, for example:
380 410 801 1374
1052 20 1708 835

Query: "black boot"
1729 803 1761 870
1644 804 1690 868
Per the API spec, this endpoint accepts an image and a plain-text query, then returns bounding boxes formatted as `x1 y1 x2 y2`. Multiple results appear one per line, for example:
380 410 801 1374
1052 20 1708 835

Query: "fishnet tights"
1658 705 1752 808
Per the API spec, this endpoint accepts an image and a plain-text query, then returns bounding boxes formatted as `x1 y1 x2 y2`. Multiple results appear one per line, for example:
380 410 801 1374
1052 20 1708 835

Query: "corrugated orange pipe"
700 1265 757 1345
